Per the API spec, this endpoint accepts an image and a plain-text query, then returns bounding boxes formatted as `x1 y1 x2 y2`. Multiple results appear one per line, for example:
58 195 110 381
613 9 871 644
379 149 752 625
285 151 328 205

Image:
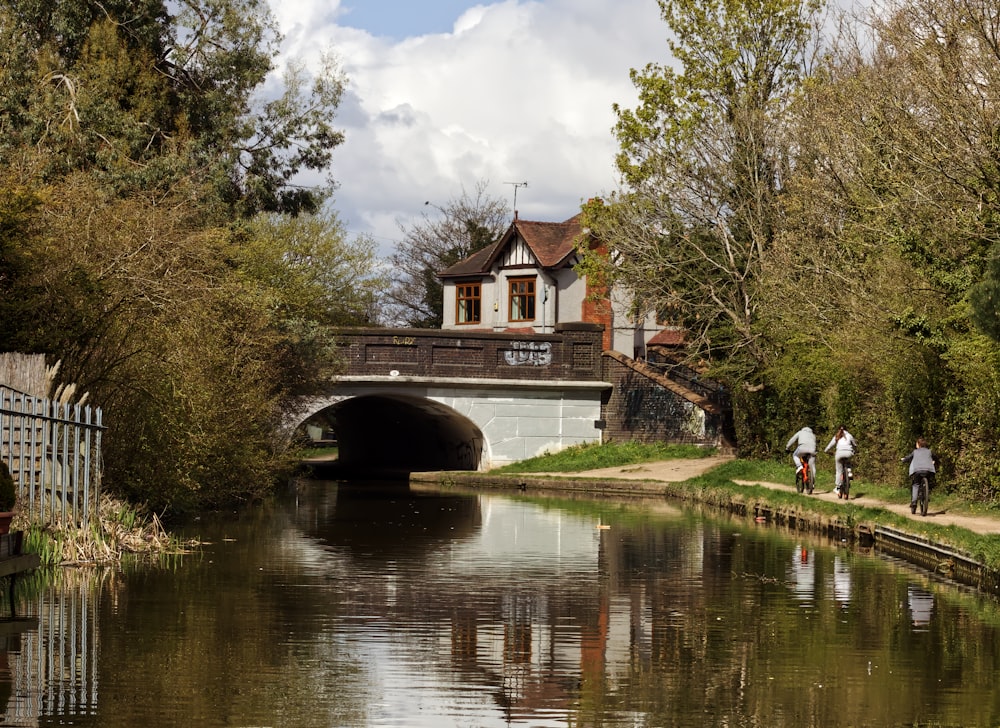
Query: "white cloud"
269 0 669 255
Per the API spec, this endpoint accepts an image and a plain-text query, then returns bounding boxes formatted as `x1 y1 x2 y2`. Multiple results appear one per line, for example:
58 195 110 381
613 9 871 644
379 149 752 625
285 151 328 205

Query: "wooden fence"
0 386 104 527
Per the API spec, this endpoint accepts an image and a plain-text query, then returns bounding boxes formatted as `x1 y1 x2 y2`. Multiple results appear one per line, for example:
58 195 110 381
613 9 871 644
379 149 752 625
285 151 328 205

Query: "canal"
1 477 1000 727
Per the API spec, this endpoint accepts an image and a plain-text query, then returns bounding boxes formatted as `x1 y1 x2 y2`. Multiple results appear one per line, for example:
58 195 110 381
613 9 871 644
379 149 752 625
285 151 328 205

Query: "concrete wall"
295 378 608 469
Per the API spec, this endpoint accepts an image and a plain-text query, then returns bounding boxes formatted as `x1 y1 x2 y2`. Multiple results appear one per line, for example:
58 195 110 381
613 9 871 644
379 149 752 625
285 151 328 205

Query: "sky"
265 0 670 257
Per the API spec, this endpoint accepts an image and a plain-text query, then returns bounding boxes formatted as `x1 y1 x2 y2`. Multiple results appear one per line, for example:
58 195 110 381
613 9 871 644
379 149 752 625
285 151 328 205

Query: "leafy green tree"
761 0 1000 488
388 180 509 328
233 212 388 393
0 1 373 512
0 0 343 215
582 0 826 379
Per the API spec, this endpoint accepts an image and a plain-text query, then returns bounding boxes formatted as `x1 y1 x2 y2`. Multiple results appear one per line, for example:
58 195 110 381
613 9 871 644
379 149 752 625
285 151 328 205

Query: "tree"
0 1 366 511
759 0 1000 489
233 212 388 392
0 0 345 216
388 180 510 328
581 0 826 378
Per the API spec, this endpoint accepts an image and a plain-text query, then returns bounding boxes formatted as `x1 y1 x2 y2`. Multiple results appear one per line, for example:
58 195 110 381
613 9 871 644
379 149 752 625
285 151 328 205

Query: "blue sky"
337 0 485 39
269 0 671 255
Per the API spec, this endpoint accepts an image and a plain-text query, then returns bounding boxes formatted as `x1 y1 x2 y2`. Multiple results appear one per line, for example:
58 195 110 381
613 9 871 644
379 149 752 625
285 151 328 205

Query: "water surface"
1 479 999 727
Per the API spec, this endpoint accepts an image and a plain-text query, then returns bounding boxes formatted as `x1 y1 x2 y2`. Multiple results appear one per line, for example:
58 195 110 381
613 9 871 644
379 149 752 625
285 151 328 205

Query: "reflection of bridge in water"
291 481 727 721
293 326 732 475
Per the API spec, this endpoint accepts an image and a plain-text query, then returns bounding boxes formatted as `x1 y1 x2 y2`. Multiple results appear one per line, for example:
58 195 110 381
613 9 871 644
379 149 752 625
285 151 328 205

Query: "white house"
438 212 673 358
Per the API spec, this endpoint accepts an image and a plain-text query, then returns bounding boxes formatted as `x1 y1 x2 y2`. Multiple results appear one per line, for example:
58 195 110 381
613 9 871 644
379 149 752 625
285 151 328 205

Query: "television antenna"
504 181 528 215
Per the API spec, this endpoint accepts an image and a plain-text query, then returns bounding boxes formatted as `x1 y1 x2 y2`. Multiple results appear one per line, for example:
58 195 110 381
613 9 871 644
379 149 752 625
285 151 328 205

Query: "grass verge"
493 441 716 473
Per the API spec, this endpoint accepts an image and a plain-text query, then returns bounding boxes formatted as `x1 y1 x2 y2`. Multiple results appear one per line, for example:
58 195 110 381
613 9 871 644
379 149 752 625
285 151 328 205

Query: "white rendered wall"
431 384 604 468
295 377 607 470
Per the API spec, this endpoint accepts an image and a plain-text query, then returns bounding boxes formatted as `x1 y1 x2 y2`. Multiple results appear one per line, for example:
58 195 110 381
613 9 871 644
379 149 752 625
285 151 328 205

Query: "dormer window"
509 277 536 321
456 282 481 324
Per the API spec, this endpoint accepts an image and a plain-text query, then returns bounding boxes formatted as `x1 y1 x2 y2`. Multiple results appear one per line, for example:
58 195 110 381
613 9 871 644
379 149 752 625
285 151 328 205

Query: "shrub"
0 460 16 511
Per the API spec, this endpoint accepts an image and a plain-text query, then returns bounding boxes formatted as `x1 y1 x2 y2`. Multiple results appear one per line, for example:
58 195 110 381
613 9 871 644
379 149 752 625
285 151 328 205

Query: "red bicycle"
795 453 815 495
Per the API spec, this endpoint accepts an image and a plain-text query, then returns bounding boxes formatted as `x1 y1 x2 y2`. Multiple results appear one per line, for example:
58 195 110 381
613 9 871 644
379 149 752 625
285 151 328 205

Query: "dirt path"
537 458 1000 536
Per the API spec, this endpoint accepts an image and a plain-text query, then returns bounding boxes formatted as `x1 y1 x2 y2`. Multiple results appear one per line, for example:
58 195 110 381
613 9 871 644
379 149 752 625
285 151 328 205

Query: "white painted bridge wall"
292 376 609 470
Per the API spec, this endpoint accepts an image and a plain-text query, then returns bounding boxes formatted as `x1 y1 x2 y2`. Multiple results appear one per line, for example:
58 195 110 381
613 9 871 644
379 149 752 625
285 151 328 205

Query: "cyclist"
824 425 857 497
901 437 937 514
785 426 817 485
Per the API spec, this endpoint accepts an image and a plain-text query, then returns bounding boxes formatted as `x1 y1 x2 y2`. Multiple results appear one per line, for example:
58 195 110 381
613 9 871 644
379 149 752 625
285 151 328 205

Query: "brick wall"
332 323 605 382
601 353 728 447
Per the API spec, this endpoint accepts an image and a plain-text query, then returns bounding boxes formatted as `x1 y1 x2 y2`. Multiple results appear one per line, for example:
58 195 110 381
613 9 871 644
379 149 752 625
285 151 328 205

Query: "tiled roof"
648 328 687 346
436 237 505 279
438 214 585 278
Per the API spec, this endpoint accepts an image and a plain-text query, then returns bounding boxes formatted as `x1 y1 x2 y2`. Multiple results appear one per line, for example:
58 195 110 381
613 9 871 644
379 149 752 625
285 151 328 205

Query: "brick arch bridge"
289 325 732 475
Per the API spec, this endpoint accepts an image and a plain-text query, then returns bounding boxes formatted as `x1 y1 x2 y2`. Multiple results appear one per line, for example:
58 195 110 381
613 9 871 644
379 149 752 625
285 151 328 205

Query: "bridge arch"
303 393 487 474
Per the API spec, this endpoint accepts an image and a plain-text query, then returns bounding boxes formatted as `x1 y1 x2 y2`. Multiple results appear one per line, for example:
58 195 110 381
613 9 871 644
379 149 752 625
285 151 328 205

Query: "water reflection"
303 480 482 561
832 554 852 608
0 573 102 726
0 481 998 726
789 544 816 605
908 585 935 630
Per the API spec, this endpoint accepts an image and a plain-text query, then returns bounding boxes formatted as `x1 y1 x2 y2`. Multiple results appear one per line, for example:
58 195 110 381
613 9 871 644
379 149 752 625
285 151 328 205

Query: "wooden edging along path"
410 459 1000 597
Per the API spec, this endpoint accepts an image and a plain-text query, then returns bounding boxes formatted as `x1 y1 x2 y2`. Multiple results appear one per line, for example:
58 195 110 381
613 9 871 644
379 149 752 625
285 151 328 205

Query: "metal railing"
0 386 104 527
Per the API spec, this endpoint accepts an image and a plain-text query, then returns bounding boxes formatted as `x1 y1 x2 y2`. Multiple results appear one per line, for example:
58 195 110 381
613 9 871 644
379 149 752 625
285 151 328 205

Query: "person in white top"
824 425 857 496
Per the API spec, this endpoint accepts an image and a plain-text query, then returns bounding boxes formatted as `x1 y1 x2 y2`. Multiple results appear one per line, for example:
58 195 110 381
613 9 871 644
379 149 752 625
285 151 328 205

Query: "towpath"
534 457 1000 536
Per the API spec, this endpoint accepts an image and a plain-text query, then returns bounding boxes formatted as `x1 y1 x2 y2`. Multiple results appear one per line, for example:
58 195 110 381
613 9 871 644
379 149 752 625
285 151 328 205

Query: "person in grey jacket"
785 426 817 483
901 437 937 513
824 425 857 496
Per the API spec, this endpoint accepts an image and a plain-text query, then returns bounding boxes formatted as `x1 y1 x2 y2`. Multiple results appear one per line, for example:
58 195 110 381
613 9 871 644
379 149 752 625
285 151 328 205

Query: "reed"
19 496 188 566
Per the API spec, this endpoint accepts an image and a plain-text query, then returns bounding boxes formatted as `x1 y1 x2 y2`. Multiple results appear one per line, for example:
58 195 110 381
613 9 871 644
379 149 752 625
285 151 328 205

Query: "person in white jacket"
824 425 857 497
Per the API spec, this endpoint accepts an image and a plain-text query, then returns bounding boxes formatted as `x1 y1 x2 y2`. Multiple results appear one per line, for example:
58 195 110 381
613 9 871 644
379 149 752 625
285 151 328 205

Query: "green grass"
493 441 716 473
299 445 338 459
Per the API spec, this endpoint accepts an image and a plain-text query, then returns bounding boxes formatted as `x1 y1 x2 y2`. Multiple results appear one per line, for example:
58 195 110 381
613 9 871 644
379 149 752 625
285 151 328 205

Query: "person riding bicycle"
901 437 937 513
824 425 857 496
785 426 817 484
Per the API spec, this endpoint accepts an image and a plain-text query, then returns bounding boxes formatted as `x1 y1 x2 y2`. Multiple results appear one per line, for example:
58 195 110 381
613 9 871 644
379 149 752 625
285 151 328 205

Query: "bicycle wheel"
918 477 929 516
842 466 851 500
806 469 814 495
795 469 804 494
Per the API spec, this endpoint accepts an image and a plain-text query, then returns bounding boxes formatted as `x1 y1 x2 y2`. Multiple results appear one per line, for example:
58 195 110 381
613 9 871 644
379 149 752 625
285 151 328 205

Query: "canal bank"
411 458 1000 596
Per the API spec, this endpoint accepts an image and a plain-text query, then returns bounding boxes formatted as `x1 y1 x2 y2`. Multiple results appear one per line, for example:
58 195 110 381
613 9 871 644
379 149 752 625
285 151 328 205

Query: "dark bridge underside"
324 393 484 476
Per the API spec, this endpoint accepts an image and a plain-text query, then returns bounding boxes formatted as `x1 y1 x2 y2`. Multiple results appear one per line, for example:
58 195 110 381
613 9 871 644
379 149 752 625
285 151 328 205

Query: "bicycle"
912 473 930 516
837 457 853 500
795 453 815 495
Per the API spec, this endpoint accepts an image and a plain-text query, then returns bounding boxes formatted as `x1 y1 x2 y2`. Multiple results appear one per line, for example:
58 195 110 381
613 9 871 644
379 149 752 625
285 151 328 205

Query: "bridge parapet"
332 323 605 382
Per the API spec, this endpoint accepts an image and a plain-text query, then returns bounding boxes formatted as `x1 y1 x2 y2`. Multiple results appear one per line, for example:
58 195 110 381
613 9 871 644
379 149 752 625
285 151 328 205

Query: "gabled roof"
438 214 586 279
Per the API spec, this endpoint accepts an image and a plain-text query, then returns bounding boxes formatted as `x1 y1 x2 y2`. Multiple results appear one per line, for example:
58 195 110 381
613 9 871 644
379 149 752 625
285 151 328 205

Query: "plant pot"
0 512 14 536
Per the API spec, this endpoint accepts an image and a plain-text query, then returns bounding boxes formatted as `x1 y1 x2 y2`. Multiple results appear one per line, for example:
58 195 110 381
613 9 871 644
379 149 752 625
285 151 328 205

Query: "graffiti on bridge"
503 341 552 367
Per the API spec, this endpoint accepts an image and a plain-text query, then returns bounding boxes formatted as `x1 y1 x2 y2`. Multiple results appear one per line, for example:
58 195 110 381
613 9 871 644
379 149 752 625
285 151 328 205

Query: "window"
508 277 536 321
456 282 481 324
